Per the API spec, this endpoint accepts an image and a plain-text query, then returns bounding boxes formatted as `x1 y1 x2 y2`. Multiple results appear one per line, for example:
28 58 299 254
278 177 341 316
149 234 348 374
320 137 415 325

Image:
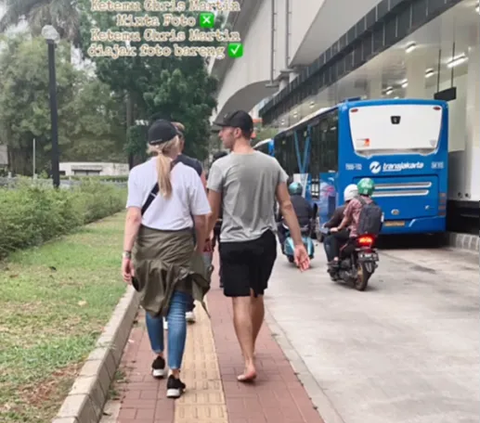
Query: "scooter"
282 221 315 264
319 227 379 291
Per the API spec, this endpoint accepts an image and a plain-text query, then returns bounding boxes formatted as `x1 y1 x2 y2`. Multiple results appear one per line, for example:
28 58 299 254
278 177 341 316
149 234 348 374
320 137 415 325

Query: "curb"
447 232 479 252
265 308 345 423
52 286 140 423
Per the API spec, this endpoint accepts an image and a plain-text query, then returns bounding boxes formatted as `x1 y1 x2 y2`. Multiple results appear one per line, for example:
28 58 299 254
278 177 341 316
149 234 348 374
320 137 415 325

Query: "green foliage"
78 0 223 160
0 180 126 258
0 0 81 45
0 213 126 423
126 124 148 163
61 79 127 162
0 33 126 175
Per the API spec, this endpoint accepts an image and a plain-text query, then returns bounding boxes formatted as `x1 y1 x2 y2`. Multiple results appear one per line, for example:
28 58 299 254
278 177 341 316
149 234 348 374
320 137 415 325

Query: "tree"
61 77 127 162
0 0 81 45
78 0 223 162
0 33 125 175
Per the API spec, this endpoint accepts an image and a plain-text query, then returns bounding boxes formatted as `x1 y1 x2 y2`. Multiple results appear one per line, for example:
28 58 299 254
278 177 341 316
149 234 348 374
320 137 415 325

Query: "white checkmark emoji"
230 45 241 55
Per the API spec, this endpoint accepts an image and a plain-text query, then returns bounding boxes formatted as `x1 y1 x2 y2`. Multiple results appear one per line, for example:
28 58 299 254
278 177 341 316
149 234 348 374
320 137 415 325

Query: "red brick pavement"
208 287 324 423
115 311 175 423
112 254 324 423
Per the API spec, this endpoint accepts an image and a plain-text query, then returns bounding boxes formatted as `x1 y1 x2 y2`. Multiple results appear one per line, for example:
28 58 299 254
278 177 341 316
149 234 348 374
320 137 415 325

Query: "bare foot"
237 365 257 383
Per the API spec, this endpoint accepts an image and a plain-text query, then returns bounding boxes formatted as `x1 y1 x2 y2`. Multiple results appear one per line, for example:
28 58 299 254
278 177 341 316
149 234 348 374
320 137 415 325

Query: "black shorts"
219 230 277 297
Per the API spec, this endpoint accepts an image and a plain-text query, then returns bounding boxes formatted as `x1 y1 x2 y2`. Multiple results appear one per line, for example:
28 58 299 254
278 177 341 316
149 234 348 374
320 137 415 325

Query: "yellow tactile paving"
174 299 228 423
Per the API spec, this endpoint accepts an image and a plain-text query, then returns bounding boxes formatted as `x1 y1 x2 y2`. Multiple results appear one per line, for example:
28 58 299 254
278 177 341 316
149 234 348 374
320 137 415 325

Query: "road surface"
266 243 479 423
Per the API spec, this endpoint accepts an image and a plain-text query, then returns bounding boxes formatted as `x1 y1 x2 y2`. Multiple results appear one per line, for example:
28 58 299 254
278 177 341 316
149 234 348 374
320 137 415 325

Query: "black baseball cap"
213 150 228 161
214 110 253 133
147 120 179 145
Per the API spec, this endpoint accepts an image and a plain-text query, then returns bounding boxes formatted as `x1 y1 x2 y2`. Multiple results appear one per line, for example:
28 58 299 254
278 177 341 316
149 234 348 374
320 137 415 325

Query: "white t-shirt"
126 158 211 230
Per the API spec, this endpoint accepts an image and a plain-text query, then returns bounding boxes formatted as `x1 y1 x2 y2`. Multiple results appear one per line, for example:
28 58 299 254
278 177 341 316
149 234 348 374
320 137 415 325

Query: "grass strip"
0 212 127 423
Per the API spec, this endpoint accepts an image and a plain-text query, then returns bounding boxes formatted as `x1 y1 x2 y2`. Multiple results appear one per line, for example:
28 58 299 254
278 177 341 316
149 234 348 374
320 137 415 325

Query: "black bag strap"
357 195 365 205
141 183 159 216
141 160 178 216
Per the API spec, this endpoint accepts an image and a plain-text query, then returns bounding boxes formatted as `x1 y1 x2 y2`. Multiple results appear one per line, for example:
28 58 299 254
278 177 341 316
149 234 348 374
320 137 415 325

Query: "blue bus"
253 138 275 156
255 99 449 235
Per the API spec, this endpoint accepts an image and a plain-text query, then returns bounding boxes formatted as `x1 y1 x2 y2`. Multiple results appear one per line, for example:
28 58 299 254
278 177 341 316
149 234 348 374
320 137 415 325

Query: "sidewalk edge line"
52 286 140 423
265 307 346 423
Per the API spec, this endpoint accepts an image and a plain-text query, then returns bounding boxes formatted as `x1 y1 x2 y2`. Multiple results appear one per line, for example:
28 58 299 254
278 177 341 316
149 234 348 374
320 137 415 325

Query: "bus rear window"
349 104 443 156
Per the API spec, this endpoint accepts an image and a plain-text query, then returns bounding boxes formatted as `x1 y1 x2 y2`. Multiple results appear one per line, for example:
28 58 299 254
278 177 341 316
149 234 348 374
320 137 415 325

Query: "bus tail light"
433 106 441 111
439 192 447 204
351 108 359 113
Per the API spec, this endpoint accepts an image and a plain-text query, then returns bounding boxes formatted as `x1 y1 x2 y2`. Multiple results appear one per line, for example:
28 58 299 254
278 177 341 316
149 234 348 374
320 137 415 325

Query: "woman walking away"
121 119 212 399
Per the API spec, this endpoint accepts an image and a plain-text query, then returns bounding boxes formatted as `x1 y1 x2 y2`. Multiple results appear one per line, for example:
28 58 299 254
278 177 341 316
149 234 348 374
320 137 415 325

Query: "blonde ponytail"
147 135 180 198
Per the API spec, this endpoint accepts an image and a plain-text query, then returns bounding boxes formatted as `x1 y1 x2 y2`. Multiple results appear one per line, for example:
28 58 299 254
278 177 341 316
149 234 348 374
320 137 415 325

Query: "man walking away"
207 110 310 383
171 122 207 324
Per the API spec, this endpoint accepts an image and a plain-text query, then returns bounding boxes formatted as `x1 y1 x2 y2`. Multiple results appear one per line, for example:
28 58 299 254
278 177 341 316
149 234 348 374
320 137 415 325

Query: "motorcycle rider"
323 184 358 262
277 182 314 248
329 178 375 265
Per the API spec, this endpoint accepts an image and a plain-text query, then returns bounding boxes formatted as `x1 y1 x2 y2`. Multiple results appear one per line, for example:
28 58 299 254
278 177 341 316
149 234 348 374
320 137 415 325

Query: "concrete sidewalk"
103 260 324 423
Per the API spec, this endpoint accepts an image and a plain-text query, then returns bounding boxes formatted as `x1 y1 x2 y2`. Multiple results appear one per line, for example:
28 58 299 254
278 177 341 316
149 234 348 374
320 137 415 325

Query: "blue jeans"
145 290 190 370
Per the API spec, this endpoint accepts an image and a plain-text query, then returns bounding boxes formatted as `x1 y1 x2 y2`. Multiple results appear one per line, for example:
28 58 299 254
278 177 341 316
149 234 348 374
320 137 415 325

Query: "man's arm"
336 203 353 231
200 169 207 190
206 162 222 236
275 182 303 246
123 207 142 252
193 215 207 253
207 190 221 235
324 207 343 228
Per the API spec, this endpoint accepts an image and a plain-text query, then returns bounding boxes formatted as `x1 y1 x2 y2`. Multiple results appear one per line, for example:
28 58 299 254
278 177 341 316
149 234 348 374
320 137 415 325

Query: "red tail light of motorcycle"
358 235 374 247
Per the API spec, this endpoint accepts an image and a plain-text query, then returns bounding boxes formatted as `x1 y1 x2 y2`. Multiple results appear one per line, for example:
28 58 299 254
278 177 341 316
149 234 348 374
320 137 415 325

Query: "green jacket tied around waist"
133 226 212 318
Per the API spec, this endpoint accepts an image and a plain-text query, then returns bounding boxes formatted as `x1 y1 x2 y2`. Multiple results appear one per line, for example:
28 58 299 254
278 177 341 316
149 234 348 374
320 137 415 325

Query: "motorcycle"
319 227 379 291
282 221 315 264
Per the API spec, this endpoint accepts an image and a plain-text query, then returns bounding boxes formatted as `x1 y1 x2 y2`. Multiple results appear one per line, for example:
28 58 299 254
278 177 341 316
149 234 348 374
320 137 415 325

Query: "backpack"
357 196 383 236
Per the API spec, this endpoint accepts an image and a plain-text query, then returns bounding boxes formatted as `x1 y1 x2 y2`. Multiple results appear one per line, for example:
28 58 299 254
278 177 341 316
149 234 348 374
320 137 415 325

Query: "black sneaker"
151 356 165 378
166 375 186 398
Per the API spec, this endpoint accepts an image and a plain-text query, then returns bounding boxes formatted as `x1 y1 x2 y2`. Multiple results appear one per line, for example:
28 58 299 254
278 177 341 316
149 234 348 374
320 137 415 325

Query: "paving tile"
208 255 325 423
104 253 324 423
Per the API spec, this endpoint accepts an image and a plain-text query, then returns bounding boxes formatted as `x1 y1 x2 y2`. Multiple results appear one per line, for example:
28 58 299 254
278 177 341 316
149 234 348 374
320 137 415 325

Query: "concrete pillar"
367 69 382 99
405 49 427 98
464 45 480 200
279 78 288 90
368 78 382 99
289 71 299 83
275 0 287 74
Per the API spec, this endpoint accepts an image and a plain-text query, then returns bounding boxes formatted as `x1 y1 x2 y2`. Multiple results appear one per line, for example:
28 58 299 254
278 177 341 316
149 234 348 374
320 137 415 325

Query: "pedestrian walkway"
108 257 325 423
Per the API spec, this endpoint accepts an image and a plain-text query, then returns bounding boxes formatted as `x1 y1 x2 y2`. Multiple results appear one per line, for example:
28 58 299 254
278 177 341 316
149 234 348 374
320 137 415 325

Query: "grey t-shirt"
207 151 288 243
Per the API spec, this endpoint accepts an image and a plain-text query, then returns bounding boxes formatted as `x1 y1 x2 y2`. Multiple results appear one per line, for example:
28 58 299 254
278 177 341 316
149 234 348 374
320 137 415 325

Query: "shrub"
0 179 126 258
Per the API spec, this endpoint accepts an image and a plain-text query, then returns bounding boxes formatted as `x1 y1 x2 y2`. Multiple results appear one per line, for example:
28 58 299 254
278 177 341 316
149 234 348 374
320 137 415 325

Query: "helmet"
357 178 375 196
288 182 303 196
343 184 358 202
